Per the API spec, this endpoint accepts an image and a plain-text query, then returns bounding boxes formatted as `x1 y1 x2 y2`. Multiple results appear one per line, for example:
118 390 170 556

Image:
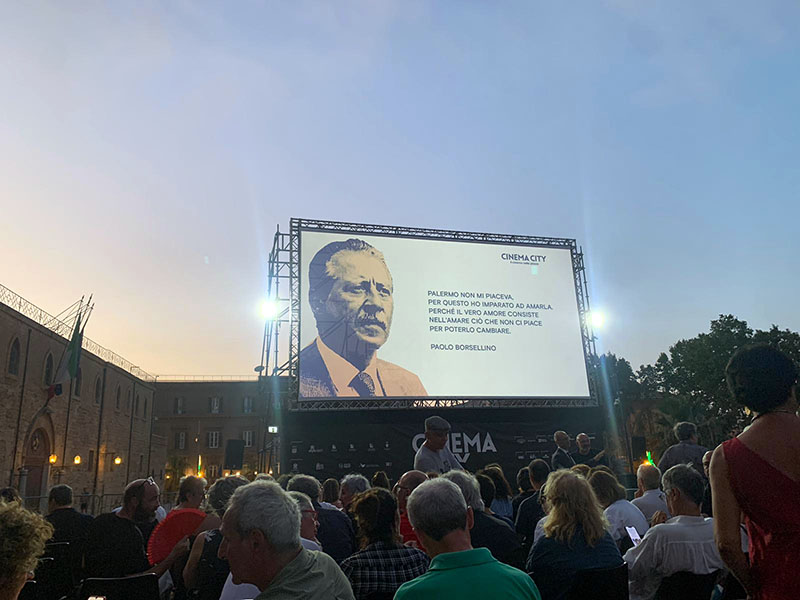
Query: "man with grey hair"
413 415 464 473
299 238 427 398
657 421 708 475
442 471 525 570
287 474 355 564
631 464 670 523
551 430 575 471
624 465 730 600
394 479 540 599
219 481 354 599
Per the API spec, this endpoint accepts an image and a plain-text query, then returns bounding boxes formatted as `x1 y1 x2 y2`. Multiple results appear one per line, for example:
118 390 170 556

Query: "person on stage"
300 238 427 398
414 416 464 473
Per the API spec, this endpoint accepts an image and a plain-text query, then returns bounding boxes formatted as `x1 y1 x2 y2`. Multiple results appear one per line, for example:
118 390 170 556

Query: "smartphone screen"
626 526 642 546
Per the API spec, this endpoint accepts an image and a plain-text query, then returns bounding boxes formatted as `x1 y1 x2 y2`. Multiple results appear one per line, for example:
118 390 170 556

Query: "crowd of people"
1 344 798 600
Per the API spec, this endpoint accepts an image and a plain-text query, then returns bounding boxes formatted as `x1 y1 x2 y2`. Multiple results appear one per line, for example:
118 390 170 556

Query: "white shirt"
623 515 725 600
631 489 670 523
532 516 547 546
219 573 260 600
604 499 649 542
316 337 385 396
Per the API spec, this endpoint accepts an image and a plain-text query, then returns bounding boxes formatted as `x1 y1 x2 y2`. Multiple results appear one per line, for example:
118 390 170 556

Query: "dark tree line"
592 315 800 462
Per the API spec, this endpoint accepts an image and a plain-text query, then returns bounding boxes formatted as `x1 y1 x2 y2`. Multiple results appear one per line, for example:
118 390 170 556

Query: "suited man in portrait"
300 238 428 398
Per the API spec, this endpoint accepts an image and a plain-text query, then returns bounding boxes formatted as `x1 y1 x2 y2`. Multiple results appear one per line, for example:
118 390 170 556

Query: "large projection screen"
298 229 591 400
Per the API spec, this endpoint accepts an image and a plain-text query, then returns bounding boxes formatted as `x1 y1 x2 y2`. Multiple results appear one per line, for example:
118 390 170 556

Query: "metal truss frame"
265 218 598 411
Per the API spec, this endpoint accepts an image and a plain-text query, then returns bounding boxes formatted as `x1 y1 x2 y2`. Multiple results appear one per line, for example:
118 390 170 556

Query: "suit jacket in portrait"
299 341 428 398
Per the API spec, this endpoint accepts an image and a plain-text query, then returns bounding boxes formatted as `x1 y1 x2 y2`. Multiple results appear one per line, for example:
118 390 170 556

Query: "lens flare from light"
260 300 279 320
590 311 606 329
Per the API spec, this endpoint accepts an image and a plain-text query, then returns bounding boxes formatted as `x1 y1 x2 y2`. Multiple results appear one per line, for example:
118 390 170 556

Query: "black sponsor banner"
283 408 604 482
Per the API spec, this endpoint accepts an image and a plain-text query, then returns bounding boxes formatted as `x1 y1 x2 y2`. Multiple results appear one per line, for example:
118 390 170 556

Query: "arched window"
94 377 102 404
115 386 121 410
74 368 83 397
143 397 148 418
8 338 21 376
135 394 140 416
126 389 132 414
43 353 54 386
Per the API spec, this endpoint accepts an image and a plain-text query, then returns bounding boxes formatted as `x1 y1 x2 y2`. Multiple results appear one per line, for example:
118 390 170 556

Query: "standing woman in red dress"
710 344 800 600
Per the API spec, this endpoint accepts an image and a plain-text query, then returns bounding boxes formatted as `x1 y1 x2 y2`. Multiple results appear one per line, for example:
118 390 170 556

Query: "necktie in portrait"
350 371 376 396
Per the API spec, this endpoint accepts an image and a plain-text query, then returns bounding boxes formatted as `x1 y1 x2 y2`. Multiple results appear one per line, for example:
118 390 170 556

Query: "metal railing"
0 284 156 382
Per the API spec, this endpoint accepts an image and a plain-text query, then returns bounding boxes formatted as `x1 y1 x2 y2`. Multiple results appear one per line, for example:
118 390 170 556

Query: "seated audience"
658 421 708 475
625 464 728 600
443 470 525 570
394 478 540 600
370 470 391 489
0 487 21 503
393 470 428 549
0 500 54 600
476 473 513 526
710 344 800 600
701 450 713 517
288 491 322 550
339 474 370 512
340 488 429 599
570 463 591 478
287 474 356 563
45 484 93 580
516 459 550 552
174 475 207 511
218 481 354 599
84 477 189 578
589 470 649 546
276 473 292 489
631 464 670 523
526 470 622 600
511 467 535 521
480 466 514 520
183 475 249 600
321 478 342 509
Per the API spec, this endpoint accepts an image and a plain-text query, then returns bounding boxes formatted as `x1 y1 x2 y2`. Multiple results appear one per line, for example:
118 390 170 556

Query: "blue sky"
2 1 799 375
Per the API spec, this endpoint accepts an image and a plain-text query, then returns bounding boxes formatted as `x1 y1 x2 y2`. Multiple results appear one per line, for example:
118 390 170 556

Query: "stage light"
590 311 606 329
49 454 58 465
268 425 278 434
260 299 279 320
73 455 81 465
114 456 122 465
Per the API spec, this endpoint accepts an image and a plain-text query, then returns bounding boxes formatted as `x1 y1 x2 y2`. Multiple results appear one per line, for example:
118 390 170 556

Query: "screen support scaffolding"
264 219 599 411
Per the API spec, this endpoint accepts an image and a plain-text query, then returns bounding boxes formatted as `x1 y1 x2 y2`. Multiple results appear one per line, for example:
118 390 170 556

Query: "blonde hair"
542 470 608 547
0 501 54 585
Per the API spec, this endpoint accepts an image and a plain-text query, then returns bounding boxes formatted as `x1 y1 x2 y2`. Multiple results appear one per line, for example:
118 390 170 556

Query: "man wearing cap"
414 416 465 473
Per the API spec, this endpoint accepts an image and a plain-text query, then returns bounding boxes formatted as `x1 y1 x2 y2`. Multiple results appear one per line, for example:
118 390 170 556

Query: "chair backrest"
655 570 721 600
77 574 160 600
565 562 629 600
16 580 37 600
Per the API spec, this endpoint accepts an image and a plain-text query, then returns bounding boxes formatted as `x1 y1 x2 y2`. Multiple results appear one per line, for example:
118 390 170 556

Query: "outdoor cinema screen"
298 228 591 400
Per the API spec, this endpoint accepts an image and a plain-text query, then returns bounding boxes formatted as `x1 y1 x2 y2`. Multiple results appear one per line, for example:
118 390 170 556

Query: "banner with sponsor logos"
283 416 605 482
298 229 590 399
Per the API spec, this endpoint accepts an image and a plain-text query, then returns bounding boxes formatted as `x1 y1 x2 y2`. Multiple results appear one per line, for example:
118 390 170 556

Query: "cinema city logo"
412 431 497 463
501 251 547 274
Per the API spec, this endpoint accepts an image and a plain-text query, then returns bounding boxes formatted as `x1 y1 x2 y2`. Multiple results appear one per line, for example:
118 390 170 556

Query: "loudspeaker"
631 436 647 460
224 440 245 470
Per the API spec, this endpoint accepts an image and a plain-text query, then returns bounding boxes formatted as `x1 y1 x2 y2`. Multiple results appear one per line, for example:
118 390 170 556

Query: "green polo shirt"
255 548 354 600
395 547 540 600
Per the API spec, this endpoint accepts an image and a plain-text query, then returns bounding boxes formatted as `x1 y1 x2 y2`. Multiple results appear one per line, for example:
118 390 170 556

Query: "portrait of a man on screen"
299 238 427 398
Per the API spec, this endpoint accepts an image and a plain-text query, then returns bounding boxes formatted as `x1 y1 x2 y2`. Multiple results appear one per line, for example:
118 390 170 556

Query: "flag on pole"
48 314 83 400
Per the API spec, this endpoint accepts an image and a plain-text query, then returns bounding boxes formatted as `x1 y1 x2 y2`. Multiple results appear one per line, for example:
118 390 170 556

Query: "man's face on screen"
323 250 394 349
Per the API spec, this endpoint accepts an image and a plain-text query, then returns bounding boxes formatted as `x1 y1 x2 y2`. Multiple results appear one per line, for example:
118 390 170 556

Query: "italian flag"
48 315 83 400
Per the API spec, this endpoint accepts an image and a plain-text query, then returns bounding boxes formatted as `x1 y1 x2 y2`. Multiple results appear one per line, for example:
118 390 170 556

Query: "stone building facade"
152 379 276 487
0 286 166 513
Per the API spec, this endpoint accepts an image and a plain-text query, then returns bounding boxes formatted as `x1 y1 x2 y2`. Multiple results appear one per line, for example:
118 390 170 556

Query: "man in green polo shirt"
218 481 354 600
395 478 541 600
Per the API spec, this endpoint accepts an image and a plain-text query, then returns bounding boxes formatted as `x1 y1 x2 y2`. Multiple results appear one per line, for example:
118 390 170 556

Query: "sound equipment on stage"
224 440 245 470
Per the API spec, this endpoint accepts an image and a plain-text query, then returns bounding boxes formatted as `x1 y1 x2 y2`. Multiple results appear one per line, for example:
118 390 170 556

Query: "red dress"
723 437 800 600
